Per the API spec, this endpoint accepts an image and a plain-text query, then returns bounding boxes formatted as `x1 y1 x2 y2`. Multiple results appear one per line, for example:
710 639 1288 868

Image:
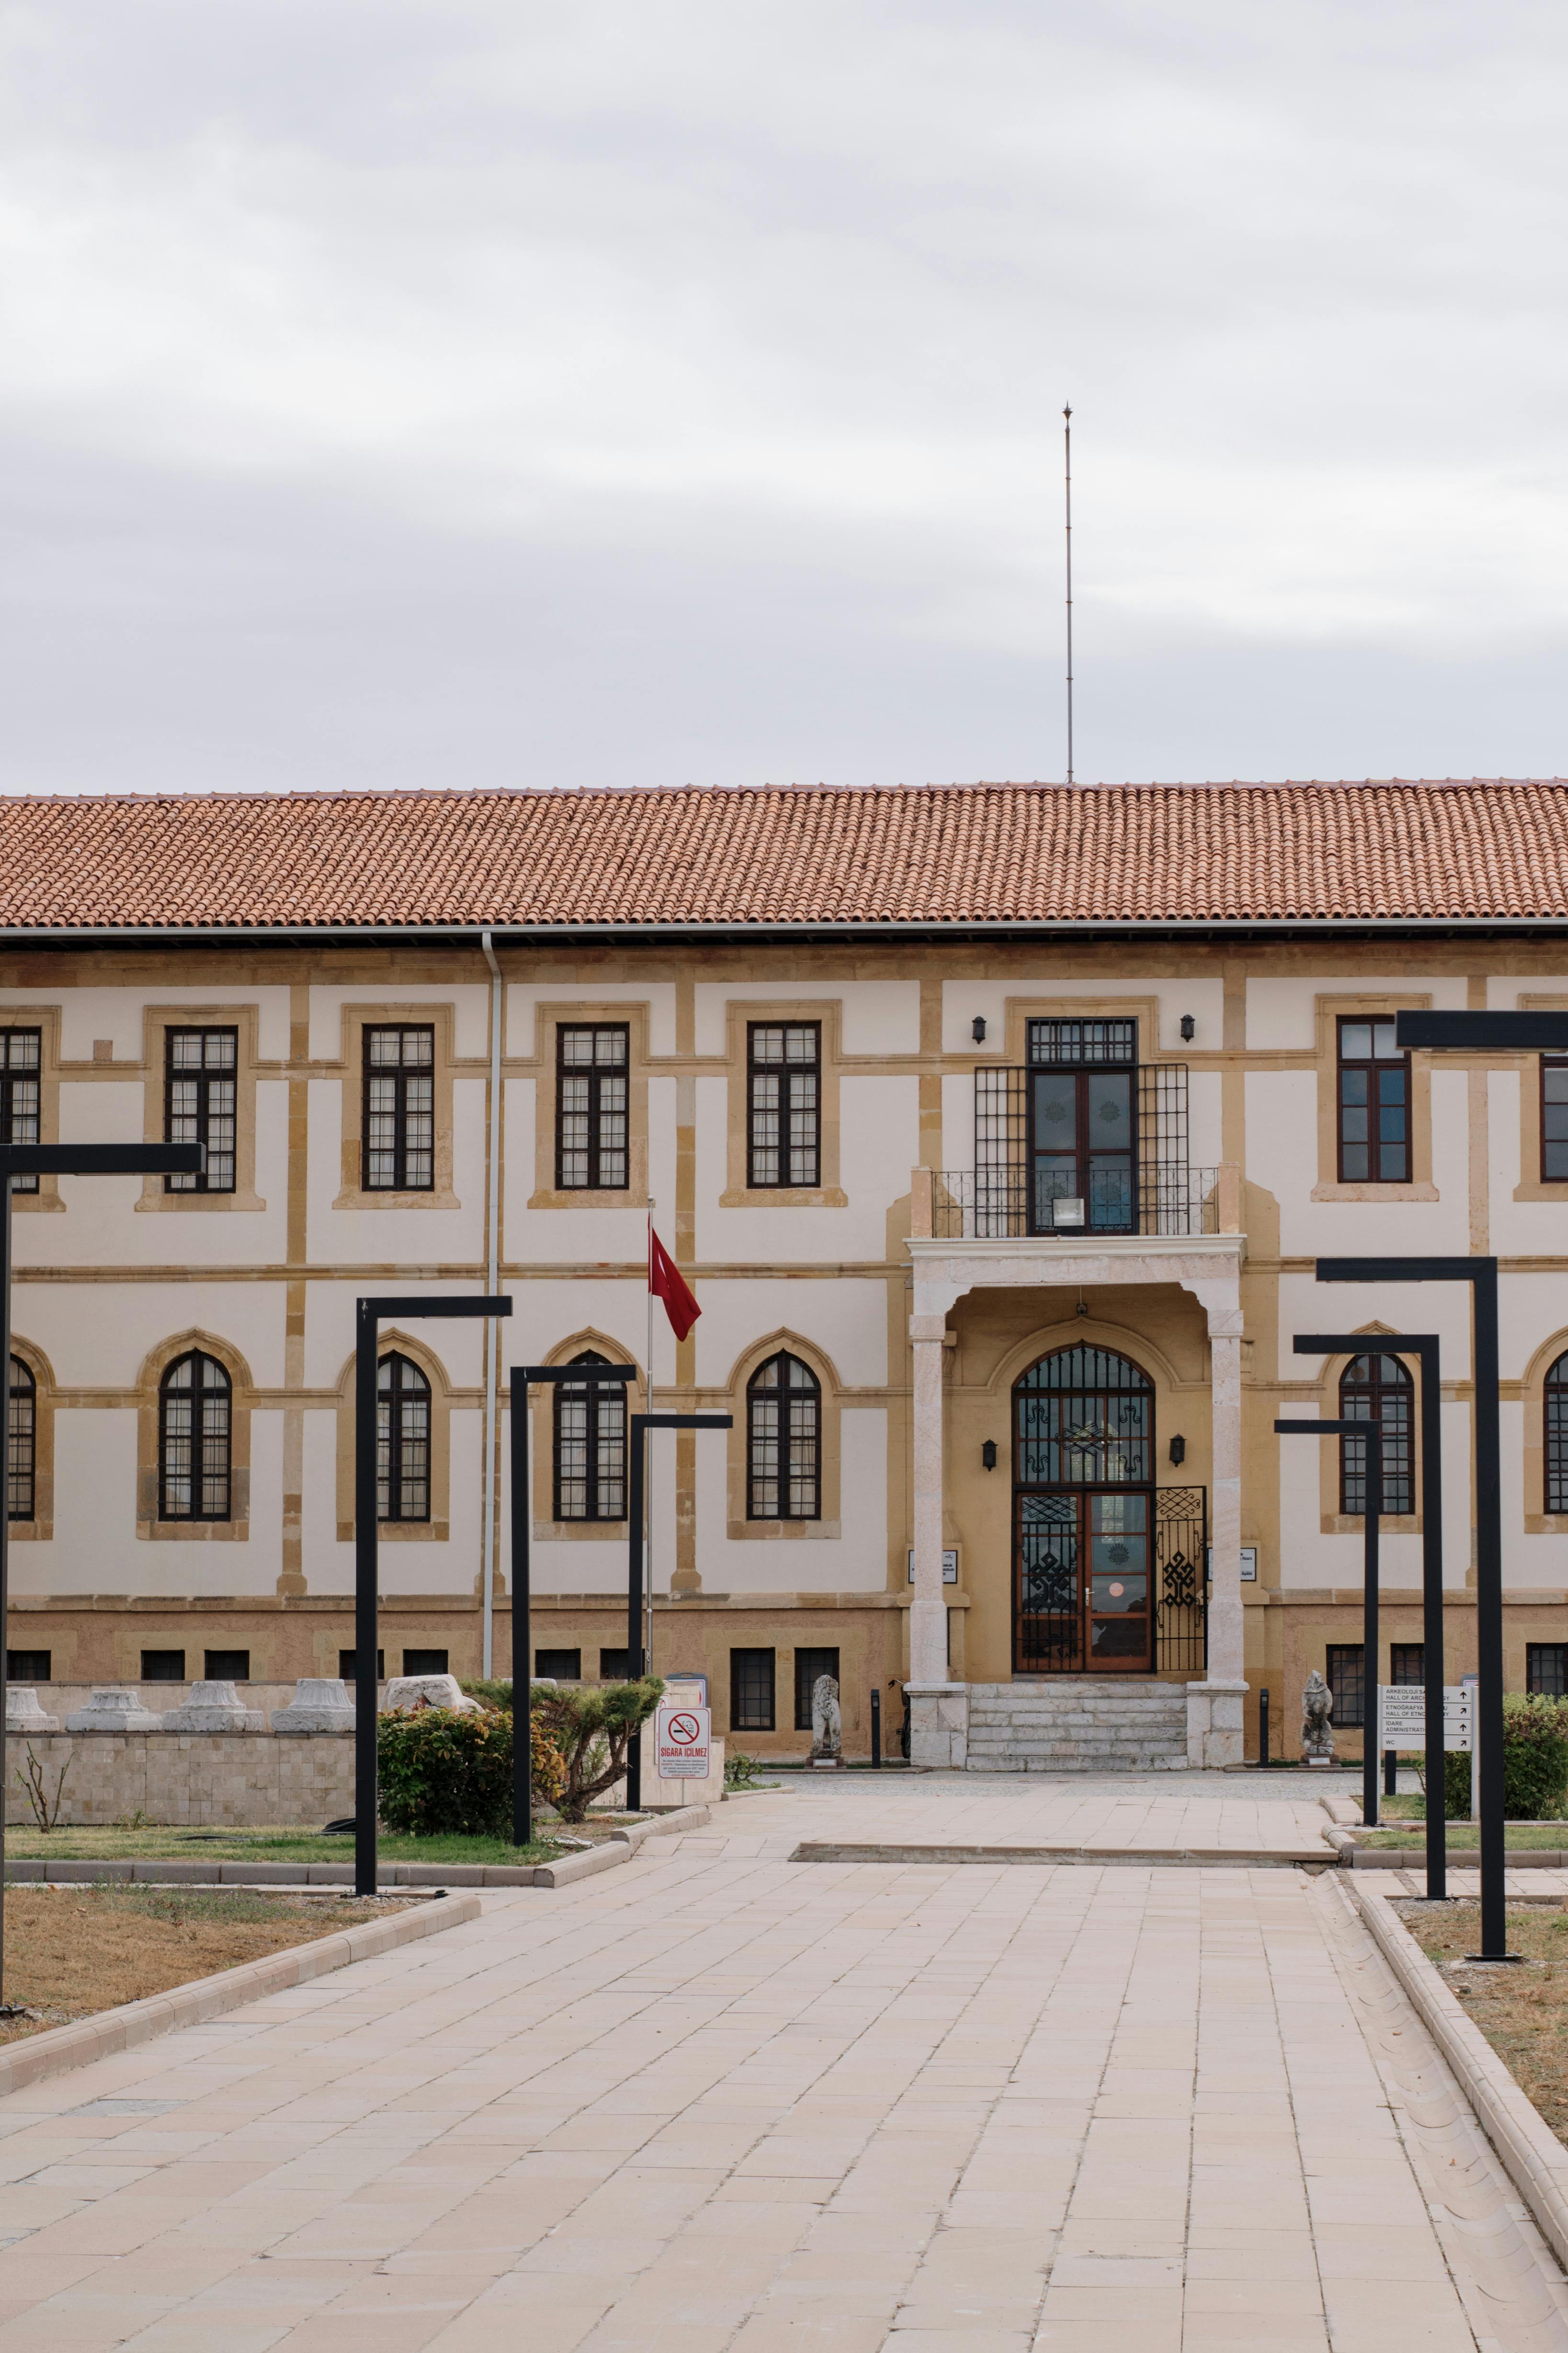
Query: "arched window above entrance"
1014 1346 1152 1486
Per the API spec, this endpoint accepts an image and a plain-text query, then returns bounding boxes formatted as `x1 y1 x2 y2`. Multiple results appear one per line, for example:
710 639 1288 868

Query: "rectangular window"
1543 1060 1568 1181
599 1647 633 1680
7 1650 48 1682
748 1023 820 1188
554 1369 626 1520
0 1029 40 1195
556 1026 629 1189
339 1649 385 1680
402 1648 449 1677
140 1649 185 1683
730 1648 775 1733
204 1649 250 1681
165 1028 238 1193
1026 1018 1137 1067
1528 1644 1568 1698
535 1648 582 1680
793 1647 840 1732
1326 1643 1364 1730
1390 1644 1425 1686
1337 1018 1409 1183
363 1026 435 1190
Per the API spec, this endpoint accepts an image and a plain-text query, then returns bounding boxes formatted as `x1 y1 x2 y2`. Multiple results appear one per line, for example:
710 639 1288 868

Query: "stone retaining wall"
4 1732 355 1828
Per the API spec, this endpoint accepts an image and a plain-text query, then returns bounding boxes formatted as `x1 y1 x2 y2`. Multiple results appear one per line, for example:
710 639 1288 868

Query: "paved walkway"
0 1778 1565 2350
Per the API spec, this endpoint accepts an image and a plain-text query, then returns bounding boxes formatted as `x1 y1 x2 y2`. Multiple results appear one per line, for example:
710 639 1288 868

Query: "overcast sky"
0 0 1563 794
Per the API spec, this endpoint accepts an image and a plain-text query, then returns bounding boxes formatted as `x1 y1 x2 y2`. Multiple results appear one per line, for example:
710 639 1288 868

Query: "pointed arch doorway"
1014 1344 1164 1674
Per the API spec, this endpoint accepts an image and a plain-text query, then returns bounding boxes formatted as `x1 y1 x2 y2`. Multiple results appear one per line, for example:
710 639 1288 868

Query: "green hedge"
377 1705 566 1838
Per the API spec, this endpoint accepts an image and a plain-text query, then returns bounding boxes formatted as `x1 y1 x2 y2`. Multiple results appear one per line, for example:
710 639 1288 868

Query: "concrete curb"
789 1840 1337 1869
0 1887 483 2101
1344 1846 1568 1870
1348 1878 1568 2274
1 1804 712 1894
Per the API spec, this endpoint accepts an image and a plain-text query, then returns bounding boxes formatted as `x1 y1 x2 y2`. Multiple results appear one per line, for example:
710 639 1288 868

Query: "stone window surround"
6 1335 55 1542
724 1329 842 1541
331 1001 462 1211
1309 991 1437 1202
528 1331 646 1542
333 1329 455 1543
527 1001 653 1211
1308 1332 1422 1538
136 1003 267 1214
1518 1327 1568 1533
1512 993 1568 1202
720 999 847 1208
135 1328 254 1543
0 1003 63 1215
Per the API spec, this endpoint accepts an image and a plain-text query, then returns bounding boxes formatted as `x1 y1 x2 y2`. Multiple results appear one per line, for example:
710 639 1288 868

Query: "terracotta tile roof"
1 781 1568 930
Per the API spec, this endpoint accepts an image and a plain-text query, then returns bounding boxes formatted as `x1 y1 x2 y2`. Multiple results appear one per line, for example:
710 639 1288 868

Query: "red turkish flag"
649 1222 701 1342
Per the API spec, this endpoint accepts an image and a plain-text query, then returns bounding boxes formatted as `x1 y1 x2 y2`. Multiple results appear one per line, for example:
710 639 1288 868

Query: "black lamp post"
625 1410 731 1812
1296 1333 1445 1899
507 1361 635 1847
0 1140 204 2008
354 1293 510 1897
1274 1416 1382 1826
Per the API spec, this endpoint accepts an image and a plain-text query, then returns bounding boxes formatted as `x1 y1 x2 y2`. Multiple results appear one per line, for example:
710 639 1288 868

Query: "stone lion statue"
1301 1668 1335 1765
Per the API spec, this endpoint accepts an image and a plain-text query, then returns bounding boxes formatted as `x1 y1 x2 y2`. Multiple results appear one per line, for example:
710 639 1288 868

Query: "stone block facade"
3 1732 355 1828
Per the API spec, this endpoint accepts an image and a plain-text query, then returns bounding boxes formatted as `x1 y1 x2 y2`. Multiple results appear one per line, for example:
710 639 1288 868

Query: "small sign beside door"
908 1551 959 1584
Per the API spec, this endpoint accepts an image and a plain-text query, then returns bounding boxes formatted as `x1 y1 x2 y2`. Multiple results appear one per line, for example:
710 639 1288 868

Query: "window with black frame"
747 1351 820 1519
363 1026 434 1190
730 1647 775 1731
1025 1019 1136 1233
1337 1018 1409 1182
557 1025 629 1189
0 1029 39 1194
8 1354 33 1522
165 1027 237 1193
748 1024 820 1187
159 1350 231 1521
1544 1060 1568 1181
1339 1352 1413 1516
1528 1644 1568 1698
553 1349 626 1521
1546 1353 1568 1512
1390 1644 1424 1686
377 1352 430 1523
1326 1643 1364 1729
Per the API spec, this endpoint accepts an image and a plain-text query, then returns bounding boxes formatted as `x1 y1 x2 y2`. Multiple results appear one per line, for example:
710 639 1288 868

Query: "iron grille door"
974 1065 1028 1236
1154 1485 1208 1674
1016 1490 1081 1671
1137 1062 1190 1236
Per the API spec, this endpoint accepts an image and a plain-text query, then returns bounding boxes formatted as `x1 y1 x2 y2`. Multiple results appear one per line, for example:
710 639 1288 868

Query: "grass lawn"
1360 1822 1568 1849
0 1885 407 2046
2 1823 604 1865
1396 1901 1568 2146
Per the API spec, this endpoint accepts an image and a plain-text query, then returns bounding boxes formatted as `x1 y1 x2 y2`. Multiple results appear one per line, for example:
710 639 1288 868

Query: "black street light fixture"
508 1361 636 1848
354 1293 511 1897
625 1411 731 1812
1295 1334 1445 1900
0 1140 205 2009
1274 1418 1382 1827
1315 1260 1511 1962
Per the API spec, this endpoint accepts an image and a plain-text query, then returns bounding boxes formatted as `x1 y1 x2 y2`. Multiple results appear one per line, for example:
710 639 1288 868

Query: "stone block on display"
5 1687 58 1734
381 1674 481 1716
64 1687 165 1733
271 1677 356 1734
159 1680 263 1734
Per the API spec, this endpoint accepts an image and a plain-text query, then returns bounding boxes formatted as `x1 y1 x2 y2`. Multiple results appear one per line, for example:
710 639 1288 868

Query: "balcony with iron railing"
912 1161 1242 1242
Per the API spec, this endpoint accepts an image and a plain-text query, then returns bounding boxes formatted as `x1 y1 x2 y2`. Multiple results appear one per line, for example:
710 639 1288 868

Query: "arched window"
378 1353 430 1523
159 1350 231 1521
1014 1346 1152 1486
748 1351 820 1520
1339 1352 1412 1516
1547 1354 1568 1513
8 1356 34 1523
554 1349 626 1521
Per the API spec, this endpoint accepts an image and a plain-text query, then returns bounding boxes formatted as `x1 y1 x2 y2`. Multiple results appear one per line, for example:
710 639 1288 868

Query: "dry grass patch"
0 1885 405 2048
1397 1900 1568 2144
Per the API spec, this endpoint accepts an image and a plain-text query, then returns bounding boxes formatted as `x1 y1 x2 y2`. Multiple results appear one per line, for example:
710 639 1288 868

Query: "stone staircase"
965 1679 1191 1772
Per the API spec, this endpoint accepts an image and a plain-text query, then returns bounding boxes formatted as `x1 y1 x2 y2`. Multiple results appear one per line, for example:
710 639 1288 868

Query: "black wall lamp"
981 1439 998 1471
1179 1014 1196 1042
972 1016 988 1043
1168 1434 1187 1466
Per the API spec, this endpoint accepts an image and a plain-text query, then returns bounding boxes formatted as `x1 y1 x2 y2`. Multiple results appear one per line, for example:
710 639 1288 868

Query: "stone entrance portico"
905 1164 1249 1770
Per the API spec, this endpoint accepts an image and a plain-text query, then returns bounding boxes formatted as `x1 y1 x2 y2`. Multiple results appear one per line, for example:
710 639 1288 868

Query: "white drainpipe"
480 929 504 1676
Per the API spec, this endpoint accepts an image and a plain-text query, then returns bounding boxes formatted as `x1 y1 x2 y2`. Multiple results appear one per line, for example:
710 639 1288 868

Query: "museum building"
0 777 1567 1769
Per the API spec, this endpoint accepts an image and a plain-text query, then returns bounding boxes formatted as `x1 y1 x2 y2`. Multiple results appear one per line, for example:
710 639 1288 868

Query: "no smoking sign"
655 1702 712 1781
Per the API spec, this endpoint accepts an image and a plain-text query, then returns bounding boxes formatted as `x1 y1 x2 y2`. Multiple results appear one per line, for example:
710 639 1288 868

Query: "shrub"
1413 1695 1568 1822
459 1678 515 1712
531 1678 665 1822
377 1705 566 1838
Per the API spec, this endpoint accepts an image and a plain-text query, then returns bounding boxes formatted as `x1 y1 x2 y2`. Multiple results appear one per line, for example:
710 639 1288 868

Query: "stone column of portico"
1191 1299 1247 1766
906 1310 966 1767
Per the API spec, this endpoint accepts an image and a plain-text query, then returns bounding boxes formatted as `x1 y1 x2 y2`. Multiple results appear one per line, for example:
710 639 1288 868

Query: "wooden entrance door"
1016 1489 1153 1673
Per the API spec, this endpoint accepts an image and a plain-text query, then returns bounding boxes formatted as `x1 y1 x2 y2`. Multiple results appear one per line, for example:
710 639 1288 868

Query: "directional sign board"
656 1703 712 1781
1379 1684 1473 1752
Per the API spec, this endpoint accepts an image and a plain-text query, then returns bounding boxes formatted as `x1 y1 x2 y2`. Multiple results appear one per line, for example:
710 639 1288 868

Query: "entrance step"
964 1678 1190 1771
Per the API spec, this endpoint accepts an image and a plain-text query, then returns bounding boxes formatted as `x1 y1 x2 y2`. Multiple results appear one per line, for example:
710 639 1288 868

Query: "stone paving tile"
0 1777 1560 2348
